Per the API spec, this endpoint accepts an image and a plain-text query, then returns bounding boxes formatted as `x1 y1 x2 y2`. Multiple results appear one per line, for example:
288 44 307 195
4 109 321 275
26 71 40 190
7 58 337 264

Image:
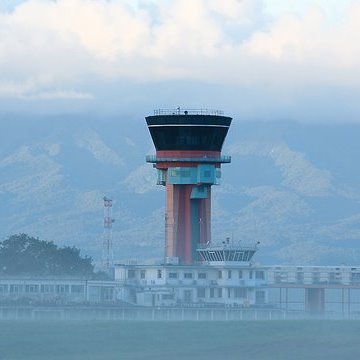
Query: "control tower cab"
146 108 232 264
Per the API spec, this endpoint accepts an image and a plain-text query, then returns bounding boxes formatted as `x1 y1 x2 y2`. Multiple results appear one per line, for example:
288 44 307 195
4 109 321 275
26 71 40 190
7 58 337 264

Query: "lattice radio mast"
103 196 115 271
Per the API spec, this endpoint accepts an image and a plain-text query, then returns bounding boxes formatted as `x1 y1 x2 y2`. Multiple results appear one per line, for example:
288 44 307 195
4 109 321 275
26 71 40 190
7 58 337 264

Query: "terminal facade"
2 265 360 315
114 262 360 314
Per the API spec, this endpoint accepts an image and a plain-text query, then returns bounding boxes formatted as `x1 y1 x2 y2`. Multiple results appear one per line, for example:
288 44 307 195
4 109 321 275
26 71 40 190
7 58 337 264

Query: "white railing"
146 155 231 163
153 108 225 116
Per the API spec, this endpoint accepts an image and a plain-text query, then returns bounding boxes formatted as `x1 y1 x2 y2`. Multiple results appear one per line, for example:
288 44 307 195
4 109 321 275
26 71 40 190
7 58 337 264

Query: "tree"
0 234 95 277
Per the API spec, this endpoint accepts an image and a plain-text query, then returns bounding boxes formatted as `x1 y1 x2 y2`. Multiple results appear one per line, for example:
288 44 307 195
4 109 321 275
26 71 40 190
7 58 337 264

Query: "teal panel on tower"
190 186 208 199
167 166 220 185
167 167 198 184
215 168 221 185
197 165 216 184
157 169 166 185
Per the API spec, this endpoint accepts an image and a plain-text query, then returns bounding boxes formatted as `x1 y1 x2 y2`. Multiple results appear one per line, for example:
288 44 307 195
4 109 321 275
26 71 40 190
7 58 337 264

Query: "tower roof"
146 109 232 152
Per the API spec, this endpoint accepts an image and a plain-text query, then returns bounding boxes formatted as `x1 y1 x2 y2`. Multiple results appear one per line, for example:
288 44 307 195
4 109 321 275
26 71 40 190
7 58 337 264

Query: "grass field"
1 321 360 360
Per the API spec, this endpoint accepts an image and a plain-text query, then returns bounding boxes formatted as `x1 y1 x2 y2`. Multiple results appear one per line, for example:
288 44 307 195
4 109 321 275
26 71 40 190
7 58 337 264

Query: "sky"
0 0 360 122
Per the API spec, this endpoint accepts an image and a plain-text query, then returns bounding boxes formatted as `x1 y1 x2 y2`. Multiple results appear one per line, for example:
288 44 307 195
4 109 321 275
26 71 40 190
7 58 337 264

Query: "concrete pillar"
305 288 325 313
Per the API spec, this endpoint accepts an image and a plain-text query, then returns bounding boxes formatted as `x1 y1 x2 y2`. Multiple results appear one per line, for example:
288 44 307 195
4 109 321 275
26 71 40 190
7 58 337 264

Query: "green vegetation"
0 321 360 360
0 234 94 277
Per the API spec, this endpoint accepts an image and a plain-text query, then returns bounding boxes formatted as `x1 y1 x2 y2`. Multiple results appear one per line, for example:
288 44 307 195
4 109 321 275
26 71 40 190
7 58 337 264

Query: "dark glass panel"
146 115 232 127
149 126 229 151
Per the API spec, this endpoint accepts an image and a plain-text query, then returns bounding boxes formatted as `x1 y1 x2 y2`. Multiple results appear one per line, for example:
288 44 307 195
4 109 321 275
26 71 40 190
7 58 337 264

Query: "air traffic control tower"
146 109 232 264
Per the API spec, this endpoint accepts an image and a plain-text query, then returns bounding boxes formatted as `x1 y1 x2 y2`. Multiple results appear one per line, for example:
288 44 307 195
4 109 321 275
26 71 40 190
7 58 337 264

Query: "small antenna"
103 196 115 271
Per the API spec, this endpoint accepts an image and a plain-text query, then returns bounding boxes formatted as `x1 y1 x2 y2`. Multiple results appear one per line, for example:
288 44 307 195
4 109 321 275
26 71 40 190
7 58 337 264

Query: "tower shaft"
165 184 211 263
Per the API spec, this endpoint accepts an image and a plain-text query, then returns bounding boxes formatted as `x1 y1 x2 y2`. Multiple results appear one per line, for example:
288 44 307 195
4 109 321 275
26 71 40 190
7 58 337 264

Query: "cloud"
0 0 25 13
0 81 35 97
244 7 360 83
24 91 94 100
0 0 359 102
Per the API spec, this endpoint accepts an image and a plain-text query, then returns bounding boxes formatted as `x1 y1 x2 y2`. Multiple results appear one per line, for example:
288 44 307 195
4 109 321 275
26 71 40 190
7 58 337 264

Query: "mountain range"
1 113 360 266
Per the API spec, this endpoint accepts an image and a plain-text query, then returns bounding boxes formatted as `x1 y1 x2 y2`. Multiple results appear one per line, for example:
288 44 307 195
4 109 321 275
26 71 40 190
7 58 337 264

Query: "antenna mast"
103 196 115 271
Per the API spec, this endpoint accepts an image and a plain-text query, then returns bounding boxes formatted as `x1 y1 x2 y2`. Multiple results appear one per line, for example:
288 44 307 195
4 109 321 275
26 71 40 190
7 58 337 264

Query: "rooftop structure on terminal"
196 243 258 266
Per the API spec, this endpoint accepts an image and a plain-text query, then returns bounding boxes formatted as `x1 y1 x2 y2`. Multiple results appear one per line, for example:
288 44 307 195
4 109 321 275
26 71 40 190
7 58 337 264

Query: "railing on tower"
146 155 231 163
153 108 225 116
